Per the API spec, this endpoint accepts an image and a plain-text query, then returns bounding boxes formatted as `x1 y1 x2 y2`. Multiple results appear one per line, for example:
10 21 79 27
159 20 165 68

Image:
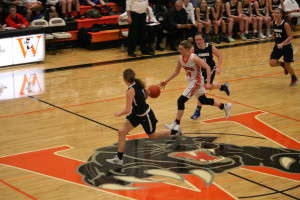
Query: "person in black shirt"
270 8 297 86
106 69 183 165
189 33 231 120
162 0 190 51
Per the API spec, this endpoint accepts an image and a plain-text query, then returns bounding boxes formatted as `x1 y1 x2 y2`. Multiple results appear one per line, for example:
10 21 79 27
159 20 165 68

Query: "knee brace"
177 95 189 110
198 94 214 106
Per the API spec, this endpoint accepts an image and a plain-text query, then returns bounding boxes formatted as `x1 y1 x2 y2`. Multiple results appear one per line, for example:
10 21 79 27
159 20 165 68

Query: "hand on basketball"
159 81 167 89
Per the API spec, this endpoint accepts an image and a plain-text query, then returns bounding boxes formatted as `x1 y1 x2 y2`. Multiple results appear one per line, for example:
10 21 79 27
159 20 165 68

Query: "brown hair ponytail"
123 69 146 88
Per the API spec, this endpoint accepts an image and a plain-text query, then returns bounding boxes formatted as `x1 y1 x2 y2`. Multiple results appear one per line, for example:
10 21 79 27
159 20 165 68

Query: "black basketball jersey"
255 0 266 15
271 0 280 10
210 5 222 20
128 83 149 115
273 20 289 44
199 7 207 20
242 2 250 16
194 42 215 71
229 1 239 16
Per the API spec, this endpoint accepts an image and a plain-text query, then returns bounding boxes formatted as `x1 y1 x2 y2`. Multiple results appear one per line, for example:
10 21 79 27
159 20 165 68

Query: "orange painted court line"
6 175 40 182
215 173 260 184
0 179 38 200
0 108 56 119
207 93 300 122
225 69 300 83
277 123 300 129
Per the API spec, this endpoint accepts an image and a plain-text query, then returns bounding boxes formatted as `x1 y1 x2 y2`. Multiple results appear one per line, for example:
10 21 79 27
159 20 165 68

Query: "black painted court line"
228 172 300 200
45 35 300 74
185 132 266 139
27 95 119 131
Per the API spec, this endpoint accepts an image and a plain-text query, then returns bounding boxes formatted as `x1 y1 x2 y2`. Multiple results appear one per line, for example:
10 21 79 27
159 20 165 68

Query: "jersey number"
275 33 281 38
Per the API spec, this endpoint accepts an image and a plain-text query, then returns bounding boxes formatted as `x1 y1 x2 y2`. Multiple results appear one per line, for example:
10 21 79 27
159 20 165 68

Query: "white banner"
0 38 13 67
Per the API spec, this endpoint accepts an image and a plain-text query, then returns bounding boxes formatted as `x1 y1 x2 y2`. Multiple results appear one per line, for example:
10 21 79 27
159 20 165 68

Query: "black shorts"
270 43 294 63
202 66 216 84
126 109 158 135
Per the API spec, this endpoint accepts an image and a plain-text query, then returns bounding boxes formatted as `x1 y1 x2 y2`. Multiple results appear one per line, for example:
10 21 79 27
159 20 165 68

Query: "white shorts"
182 76 206 99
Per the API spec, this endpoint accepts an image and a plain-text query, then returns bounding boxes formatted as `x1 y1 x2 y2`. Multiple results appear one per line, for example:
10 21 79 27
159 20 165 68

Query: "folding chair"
49 17 73 53
118 17 129 52
31 19 55 52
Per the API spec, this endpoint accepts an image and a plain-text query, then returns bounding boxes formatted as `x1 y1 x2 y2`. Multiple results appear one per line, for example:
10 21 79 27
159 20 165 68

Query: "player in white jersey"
160 40 232 132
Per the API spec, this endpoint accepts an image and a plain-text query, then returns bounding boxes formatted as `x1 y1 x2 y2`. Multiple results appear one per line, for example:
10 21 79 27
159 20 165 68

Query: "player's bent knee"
198 94 214 106
177 95 189 110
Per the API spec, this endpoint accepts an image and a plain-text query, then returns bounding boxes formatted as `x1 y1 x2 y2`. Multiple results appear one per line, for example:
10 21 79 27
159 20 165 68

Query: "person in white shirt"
126 0 153 57
183 0 199 36
118 5 164 53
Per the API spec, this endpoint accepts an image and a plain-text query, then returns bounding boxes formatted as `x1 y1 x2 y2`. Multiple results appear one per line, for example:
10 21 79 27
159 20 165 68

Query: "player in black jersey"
106 69 183 165
269 0 285 20
195 0 212 42
269 8 298 86
189 33 231 120
210 0 230 43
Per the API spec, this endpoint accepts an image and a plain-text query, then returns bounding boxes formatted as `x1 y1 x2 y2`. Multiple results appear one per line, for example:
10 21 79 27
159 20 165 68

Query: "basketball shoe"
224 103 232 119
106 155 123 165
165 123 184 137
290 77 298 86
222 82 230 96
191 108 201 120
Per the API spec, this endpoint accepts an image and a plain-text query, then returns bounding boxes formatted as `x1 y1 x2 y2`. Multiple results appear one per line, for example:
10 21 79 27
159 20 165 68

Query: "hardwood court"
0 35 299 200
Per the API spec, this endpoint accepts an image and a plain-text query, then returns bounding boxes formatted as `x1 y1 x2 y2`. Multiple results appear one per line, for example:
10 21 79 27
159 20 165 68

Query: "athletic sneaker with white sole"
224 103 232 119
165 122 177 130
174 124 184 137
106 155 123 165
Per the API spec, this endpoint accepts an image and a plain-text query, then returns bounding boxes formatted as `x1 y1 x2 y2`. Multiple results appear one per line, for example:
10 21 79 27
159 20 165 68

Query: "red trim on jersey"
190 65 201 96
182 53 191 64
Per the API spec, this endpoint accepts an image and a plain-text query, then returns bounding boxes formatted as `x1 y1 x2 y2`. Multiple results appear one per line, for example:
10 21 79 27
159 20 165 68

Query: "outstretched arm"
159 58 182 89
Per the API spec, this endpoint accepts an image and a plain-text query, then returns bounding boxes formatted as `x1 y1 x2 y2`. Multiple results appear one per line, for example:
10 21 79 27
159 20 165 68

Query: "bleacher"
63 2 124 49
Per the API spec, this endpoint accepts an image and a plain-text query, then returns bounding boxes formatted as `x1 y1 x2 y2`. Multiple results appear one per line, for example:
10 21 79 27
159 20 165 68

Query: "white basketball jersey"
179 53 201 82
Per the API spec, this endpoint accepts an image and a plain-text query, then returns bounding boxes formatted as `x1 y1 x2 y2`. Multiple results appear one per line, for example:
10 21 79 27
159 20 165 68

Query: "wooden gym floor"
0 33 300 200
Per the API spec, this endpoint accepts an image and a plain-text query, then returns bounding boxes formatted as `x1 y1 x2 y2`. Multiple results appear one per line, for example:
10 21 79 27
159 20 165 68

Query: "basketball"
148 85 161 98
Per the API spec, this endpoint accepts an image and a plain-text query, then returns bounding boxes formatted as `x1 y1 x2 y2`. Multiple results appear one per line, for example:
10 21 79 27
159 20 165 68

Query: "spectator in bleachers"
209 0 229 43
126 0 153 57
5 5 29 28
45 0 64 19
254 0 271 38
241 0 255 39
172 0 197 7
225 0 247 42
0 3 9 27
2 0 32 20
195 0 211 42
24 0 43 21
162 0 190 51
183 0 198 38
80 0 112 13
65 0 81 20
269 0 285 20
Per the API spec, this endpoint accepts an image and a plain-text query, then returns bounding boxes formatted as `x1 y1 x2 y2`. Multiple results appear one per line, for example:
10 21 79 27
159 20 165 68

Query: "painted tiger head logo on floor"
76 136 300 190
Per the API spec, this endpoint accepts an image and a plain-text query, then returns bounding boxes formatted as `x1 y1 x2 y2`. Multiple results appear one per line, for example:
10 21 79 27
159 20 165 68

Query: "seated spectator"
80 0 112 13
254 0 271 38
5 5 29 28
45 0 64 19
209 0 230 43
162 0 191 51
65 0 81 20
183 0 198 38
0 3 9 27
24 0 43 21
195 0 211 42
2 0 32 21
225 0 247 42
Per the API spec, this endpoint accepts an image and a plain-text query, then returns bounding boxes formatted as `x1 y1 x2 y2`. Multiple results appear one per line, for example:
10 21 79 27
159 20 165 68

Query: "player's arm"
212 45 223 74
194 56 211 89
144 88 150 100
115 88 134 117
159 58 182 89
277 23 292 49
